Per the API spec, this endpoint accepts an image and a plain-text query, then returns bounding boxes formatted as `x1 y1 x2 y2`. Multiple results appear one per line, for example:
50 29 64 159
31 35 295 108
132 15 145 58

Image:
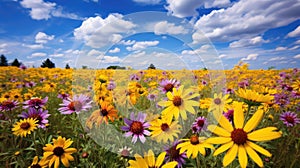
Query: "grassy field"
0 62 299 168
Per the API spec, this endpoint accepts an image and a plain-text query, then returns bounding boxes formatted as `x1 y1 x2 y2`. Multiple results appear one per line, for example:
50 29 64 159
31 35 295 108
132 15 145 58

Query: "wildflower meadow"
0 62 299 168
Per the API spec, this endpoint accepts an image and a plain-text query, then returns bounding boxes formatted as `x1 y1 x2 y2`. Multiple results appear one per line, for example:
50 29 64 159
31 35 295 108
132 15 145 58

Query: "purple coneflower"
129 74 141 81
58 94 92 114
19 64 27 70
280 111 300 127
18 108 50 128
191 116 208 133
118 146 132 157
165 140 187 168
223 109 234 122
158 79 180 94
25 81 36 88
23 97 48 109
107 80 116 90
0 99 19 111
121 112 150 144
57 93 70 100
147 93 157 101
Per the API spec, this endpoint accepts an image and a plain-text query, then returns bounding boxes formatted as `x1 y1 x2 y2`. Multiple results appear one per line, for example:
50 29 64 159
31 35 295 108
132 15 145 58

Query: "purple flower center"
197 119 205 127
168 146 180 160
29 99 42 107
1 101 16 109
231 128 247 145
164 83 174 92
29 114 43 125
285 116 295 124
68 101 82 111
130 121 144 135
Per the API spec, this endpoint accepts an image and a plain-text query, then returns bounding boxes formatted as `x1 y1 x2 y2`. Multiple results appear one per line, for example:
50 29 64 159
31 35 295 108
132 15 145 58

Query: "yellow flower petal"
208 125 231 137
213 141 234 156
54 157 60 168
247 127 282 141
238 145 248 168
146 150 155 167
243 109 264 133
206 137 232 144
61 154 70 167
223 144 238 167
167 92 174 100
246 141 272 157
244 143 263 167
155 152 166 167
217 115 234 132
161 161 178 168
233 102 244 129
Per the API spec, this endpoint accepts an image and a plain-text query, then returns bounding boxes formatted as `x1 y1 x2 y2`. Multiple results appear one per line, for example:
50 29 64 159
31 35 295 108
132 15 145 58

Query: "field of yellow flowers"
0 62 299 168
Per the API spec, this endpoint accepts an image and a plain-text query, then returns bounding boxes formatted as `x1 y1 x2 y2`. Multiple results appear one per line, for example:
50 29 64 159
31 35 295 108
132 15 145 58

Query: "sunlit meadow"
0 62 299 168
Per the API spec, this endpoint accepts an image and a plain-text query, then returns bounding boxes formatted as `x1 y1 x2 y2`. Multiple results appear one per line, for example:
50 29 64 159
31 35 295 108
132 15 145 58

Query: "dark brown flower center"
164 83 174 92
20 122 30 130
214 98 222 105
190 135 200 145
29 99 42 107
100 109 108 116
168 146 180 160
285 116 295 123
161 123 170 132
130 121 144 134
231 128 248 145
197 120 205 127
53 146 64 156
30 114 43 125
2 101 16 109
173 96 182 106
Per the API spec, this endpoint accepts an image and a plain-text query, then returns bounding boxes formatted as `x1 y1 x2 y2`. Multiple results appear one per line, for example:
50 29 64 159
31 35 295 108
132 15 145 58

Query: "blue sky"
0 0 299 69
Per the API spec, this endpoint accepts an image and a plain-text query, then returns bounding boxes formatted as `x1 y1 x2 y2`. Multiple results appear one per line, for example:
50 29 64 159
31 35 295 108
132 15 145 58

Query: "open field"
0 63 299 168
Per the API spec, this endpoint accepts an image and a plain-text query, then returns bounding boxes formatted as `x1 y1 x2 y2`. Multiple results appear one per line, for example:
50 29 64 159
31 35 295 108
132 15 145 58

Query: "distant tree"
82 65 88 69
0 55 8 66
147 63 156 69
41 58 55 68
11 59 21 67
268 66 276 70
107 65 126 69
65 63 71 69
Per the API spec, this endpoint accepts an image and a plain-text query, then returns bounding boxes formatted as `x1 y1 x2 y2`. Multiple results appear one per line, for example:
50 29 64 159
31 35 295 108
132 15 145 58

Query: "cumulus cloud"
28 52 47 58
241 53 258 61
269 56 285 61
204 0 231 8
74 14 136 48
154 21 188 35
229 36 269 48
165 0 204 18
22 43 44 49
108 47 120 53
132 0 161 5
20 0 83 20
119 40 136 45
193 0 300 42
96 55 122 63
275 46 288 51
50 53 64 58
287 26 300 38
126 40 159 51
35 32 54 44
294 54 300 59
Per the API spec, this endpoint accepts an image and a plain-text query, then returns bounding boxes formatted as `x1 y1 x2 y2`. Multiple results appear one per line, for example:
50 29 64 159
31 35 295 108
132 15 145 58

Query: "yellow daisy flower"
208 93 232 112
206 103 282 168
12 118 38 137
176 135 214 158
28 156 48 168
42 136 77 168
236 88 274 106
158 85 199 120
128 150 177 168
291 80 300 92
149 116 181 143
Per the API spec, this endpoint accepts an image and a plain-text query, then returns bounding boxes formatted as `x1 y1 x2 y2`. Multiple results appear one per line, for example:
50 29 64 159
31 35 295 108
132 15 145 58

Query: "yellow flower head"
12 118 38 137
128 150 177 168
42 136 77 168
206 102 282 168
236 88 274 106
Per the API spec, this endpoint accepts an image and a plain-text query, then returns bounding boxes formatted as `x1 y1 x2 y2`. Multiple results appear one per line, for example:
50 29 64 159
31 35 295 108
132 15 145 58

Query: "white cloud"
108 47 120 53
74 14 136 48
194 0 300 42
28 52 47 58
295 40 300 44
87 49 103 57
132 0 161 5
287 26 300 37
204 0 231 8
20 0 83 20
229 36 269 48
181 45 212 55
219 54 227 58
126 40 159 51
241 53 258 61
289 45 299 50
275 46 288 51
154 21 188 35
50 53 64 58
269 57 285 61
96 55 122 63
119 40 136 45
20 0 55 20
294 54 300 59
165 0 204 18
35 32 54 44
22 43 44 49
